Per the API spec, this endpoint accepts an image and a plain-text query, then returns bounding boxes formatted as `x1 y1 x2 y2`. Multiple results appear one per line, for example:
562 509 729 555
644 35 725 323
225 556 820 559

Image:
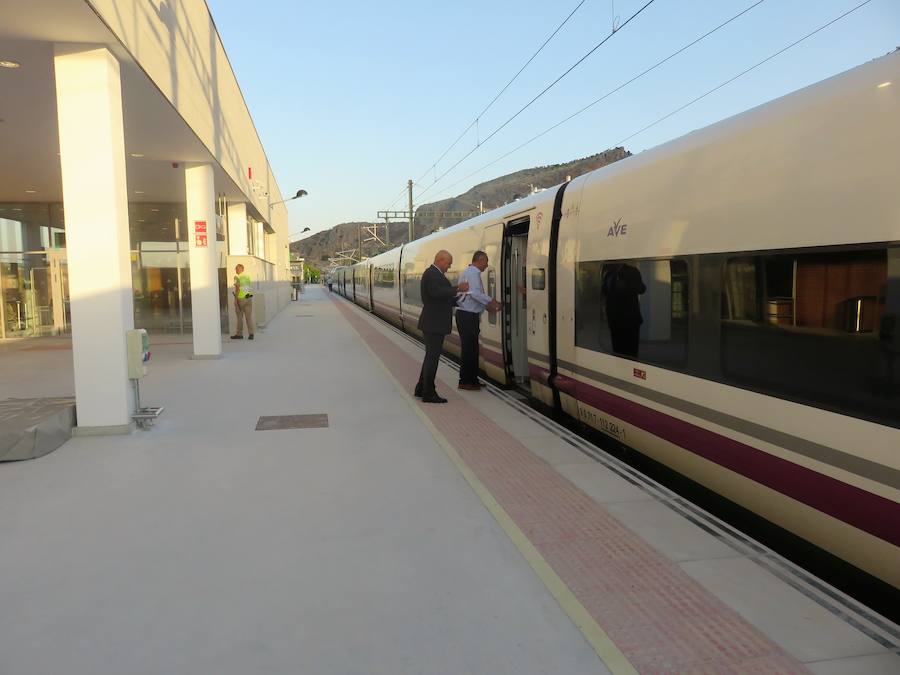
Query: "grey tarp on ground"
0 398 75 461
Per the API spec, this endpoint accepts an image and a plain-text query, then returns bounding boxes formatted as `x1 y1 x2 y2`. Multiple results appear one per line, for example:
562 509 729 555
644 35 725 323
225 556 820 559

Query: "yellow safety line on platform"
343 306 639 675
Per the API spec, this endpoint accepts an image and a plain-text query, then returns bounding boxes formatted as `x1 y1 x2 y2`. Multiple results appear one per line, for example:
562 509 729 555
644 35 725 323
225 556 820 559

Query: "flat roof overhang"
0 0 268 222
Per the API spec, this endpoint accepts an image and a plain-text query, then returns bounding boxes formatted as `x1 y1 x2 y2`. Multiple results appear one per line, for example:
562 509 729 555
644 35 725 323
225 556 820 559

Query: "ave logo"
607 218 628 237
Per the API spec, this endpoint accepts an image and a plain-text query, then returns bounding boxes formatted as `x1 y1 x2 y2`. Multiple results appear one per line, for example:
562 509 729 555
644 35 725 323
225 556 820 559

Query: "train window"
576 259 689 367
374 265 394 288
532 268 546 290
721 247 898 425
403 272 422 307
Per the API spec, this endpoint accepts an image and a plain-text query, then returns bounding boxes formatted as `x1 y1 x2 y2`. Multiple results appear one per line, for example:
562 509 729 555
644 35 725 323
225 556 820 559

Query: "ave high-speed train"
334 52 900 591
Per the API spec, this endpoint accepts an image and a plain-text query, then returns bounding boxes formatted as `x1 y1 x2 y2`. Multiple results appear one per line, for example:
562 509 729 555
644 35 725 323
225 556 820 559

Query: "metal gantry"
375 209 481 243
327 248 359 270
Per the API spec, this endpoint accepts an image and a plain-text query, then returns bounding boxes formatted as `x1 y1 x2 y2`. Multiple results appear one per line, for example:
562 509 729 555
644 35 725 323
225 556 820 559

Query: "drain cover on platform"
255 414 329 431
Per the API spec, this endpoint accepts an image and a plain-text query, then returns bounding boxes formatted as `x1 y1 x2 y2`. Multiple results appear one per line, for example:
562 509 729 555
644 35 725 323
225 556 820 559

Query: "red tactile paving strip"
334 298 809 674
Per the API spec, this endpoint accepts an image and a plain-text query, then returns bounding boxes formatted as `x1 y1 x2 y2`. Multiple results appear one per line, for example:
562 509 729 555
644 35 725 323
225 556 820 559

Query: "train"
333 52 900 590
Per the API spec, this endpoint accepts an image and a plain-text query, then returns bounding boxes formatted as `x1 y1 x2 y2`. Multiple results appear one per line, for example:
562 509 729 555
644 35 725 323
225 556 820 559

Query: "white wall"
89 0 290 271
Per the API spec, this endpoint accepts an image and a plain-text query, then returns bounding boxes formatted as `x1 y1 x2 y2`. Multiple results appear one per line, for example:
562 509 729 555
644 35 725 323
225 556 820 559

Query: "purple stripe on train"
565 373 899 547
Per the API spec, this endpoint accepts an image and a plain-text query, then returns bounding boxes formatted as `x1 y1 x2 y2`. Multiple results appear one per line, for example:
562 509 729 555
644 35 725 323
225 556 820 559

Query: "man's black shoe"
414 386 422 397
248 334 254 340
421 395 448 404
230 335 243 340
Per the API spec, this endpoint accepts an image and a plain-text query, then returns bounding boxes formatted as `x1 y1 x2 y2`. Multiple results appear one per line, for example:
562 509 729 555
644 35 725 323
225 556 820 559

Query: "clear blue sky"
206 0 899 239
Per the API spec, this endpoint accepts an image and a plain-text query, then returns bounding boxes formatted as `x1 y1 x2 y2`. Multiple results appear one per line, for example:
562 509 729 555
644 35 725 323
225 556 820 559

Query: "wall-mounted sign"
194 220 208 248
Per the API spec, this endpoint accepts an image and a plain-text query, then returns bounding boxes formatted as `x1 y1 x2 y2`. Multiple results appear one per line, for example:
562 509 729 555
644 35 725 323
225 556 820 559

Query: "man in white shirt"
456 251 501 390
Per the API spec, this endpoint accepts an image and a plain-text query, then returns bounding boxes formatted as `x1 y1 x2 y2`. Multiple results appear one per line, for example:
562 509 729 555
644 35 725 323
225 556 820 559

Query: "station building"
0 0 293 432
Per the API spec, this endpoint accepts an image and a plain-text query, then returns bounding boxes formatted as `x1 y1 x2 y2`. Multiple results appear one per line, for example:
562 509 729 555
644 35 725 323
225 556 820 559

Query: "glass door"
48 251 70 335
2 253 51 337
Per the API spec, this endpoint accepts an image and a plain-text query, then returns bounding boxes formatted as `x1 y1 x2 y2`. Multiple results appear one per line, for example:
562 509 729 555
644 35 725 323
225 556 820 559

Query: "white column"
55 46 134 433
186 164 222 358
227 202 248 255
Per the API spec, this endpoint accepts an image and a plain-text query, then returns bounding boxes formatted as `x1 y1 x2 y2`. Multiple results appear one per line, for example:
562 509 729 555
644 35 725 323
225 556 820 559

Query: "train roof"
571 49 900 191
356 50 898 264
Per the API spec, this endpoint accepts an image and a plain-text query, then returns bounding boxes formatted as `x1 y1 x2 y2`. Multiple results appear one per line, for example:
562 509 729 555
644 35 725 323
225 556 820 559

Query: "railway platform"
1 286 898 675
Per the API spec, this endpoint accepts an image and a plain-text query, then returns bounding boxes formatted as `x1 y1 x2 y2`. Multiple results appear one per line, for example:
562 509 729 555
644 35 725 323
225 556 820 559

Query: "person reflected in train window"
603 262 646 358
456 251 502 390
415 250 470 403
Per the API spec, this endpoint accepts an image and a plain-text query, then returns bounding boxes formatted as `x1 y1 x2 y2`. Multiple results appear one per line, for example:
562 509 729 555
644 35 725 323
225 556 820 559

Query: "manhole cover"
255 414 329 431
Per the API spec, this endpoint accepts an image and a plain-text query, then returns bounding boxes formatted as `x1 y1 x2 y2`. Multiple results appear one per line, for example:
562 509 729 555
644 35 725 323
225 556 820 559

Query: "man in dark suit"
415 250 469 403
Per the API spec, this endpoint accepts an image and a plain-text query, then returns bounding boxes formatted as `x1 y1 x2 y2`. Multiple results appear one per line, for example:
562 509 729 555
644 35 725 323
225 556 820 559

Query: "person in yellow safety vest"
231 264 255 340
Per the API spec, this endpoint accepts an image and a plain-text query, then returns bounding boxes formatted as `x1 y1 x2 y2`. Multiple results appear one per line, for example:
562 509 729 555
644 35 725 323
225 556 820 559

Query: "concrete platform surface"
1 287 898 675
0 291 605 675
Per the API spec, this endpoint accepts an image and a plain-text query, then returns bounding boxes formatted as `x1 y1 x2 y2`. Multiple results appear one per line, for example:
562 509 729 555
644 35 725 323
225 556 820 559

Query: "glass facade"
0 201 227 339
0 203 67 338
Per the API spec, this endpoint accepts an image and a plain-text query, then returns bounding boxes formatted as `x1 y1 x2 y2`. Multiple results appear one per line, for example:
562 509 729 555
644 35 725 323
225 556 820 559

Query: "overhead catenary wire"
421 0 768 204
423 0 873 207
615 0 874 147
383 184 410 211
383 0 592 211
417 0 591 179
413 0 658 203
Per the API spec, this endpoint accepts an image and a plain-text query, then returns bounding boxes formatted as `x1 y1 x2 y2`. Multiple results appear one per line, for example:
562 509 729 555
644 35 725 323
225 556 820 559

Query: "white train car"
333 266 350 299
335 52 900 590
365 249 403 328
550 52 900 590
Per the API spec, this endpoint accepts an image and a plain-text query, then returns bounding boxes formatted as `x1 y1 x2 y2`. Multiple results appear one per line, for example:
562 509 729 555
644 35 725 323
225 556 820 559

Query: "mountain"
291 148 630 268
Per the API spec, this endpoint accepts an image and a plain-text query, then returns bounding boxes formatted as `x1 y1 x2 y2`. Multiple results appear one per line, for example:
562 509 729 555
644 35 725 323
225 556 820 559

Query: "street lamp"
269 189 308 207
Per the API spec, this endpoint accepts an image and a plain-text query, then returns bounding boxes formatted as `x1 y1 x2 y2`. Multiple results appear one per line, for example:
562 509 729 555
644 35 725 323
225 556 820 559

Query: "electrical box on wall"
126 329 151 379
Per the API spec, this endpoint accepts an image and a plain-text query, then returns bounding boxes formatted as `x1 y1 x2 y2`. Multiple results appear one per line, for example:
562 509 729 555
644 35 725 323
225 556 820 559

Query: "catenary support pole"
408 179 414 243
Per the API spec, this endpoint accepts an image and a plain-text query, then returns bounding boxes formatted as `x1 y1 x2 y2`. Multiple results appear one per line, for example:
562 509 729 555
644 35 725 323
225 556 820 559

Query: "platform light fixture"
877 81 891 88
0 60 21 69
269 189 307 207
130 153 145 158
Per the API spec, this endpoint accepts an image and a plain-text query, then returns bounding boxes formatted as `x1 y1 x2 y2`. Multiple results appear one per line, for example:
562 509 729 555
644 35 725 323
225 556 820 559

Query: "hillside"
291 147 630 267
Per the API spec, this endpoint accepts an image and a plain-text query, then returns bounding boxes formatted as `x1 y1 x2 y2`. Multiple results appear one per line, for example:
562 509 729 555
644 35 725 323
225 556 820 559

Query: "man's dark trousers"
456 309 480 385
416 332 446 397
415 264 458 398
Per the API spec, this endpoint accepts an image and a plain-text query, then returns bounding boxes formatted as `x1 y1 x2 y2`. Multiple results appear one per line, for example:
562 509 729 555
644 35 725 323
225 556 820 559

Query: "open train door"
501 216 531 390
523 189 564 409
478 224 506 383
